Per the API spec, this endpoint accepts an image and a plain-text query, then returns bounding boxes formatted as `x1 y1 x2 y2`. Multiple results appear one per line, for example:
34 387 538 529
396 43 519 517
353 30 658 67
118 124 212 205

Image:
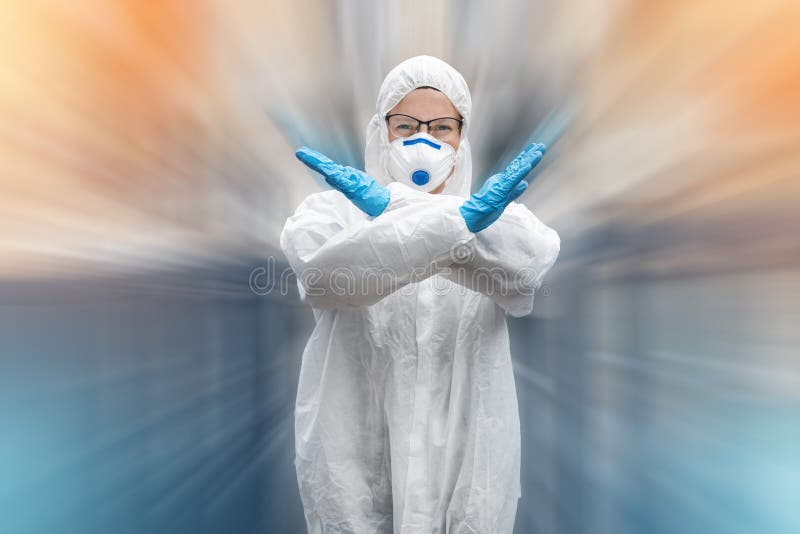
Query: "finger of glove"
477 144 537 202
510 142 546 161
502 148 543 192
515 142 537 161
296 147 344 180
519 143 547 163
497 144 542 192
508 180 528 203
497 158 533 197
508 142 544 169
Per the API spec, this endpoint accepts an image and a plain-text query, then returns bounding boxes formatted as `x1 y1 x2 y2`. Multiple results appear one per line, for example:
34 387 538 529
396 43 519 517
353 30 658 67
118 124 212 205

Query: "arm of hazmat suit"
442 142 559 316
280 180 560 316
279 181 476 309
378 182 558 317
441 199 561 317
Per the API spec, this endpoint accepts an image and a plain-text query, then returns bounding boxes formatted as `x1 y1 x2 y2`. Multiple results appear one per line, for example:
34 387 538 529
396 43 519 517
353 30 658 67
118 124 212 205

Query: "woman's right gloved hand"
295 146 391 217
459 143 546 233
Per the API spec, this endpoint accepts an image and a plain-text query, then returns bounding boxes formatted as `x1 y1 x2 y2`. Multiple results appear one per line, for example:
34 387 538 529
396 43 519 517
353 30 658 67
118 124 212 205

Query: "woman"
280 55 560 534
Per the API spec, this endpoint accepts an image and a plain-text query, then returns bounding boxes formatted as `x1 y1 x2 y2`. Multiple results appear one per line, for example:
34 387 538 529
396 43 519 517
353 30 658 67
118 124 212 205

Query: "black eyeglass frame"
384 113 464 133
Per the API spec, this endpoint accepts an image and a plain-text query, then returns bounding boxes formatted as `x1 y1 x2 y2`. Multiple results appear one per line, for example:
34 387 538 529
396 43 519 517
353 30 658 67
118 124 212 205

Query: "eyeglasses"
385 113 463 141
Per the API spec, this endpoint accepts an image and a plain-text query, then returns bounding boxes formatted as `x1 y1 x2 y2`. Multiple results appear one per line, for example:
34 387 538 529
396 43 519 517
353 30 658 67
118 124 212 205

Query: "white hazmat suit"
280 55 561 533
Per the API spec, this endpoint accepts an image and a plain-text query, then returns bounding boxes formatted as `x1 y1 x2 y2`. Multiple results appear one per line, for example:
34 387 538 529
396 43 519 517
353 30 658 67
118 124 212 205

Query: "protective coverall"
280 55 561 534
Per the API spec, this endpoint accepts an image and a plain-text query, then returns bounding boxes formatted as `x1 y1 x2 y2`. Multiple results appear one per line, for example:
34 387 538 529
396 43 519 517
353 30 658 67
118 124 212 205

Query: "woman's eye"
397 124 412 130
433 125 452 132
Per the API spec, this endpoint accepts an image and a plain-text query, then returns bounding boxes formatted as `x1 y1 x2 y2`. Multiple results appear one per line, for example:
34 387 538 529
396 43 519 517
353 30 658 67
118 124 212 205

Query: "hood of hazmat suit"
280 55 561 534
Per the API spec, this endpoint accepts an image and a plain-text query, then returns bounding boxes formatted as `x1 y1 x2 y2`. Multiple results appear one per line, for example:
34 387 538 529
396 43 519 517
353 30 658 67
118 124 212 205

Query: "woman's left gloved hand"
459 143 546 232
296 146 391 217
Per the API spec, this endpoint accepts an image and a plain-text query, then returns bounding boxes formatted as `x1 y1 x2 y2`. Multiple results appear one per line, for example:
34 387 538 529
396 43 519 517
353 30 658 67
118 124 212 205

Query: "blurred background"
1 1 799 533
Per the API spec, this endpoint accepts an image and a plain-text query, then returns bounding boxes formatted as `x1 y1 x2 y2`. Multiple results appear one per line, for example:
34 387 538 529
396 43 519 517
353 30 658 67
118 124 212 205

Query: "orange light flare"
0 1 222 277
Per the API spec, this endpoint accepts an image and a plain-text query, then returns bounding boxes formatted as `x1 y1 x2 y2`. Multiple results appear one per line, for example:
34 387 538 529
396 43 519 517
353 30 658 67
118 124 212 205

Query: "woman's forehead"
388 88 461 119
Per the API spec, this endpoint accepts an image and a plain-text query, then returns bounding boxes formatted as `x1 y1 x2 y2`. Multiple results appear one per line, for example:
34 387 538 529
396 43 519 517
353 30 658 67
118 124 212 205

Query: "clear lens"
387 115 419 138
387 115 461 140
428 118 461 140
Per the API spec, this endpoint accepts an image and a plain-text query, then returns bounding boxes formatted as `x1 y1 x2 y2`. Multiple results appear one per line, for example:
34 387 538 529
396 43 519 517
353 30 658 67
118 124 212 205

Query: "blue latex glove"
459 143 546 232
296 146 391 217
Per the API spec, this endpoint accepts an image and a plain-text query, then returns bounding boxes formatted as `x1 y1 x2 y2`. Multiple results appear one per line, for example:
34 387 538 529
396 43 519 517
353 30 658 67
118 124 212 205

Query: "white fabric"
280 55 561 534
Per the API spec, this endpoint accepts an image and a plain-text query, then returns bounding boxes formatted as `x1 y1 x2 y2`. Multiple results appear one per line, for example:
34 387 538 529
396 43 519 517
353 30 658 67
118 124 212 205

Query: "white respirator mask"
386 132 456 193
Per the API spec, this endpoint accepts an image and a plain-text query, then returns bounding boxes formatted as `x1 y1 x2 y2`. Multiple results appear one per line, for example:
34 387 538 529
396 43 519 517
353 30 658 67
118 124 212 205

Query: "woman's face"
386 87 462 193
386 88 462 150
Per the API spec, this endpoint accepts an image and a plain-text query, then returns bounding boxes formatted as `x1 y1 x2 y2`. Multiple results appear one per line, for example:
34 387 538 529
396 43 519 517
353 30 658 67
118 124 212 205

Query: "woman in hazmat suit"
280 55 560 534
